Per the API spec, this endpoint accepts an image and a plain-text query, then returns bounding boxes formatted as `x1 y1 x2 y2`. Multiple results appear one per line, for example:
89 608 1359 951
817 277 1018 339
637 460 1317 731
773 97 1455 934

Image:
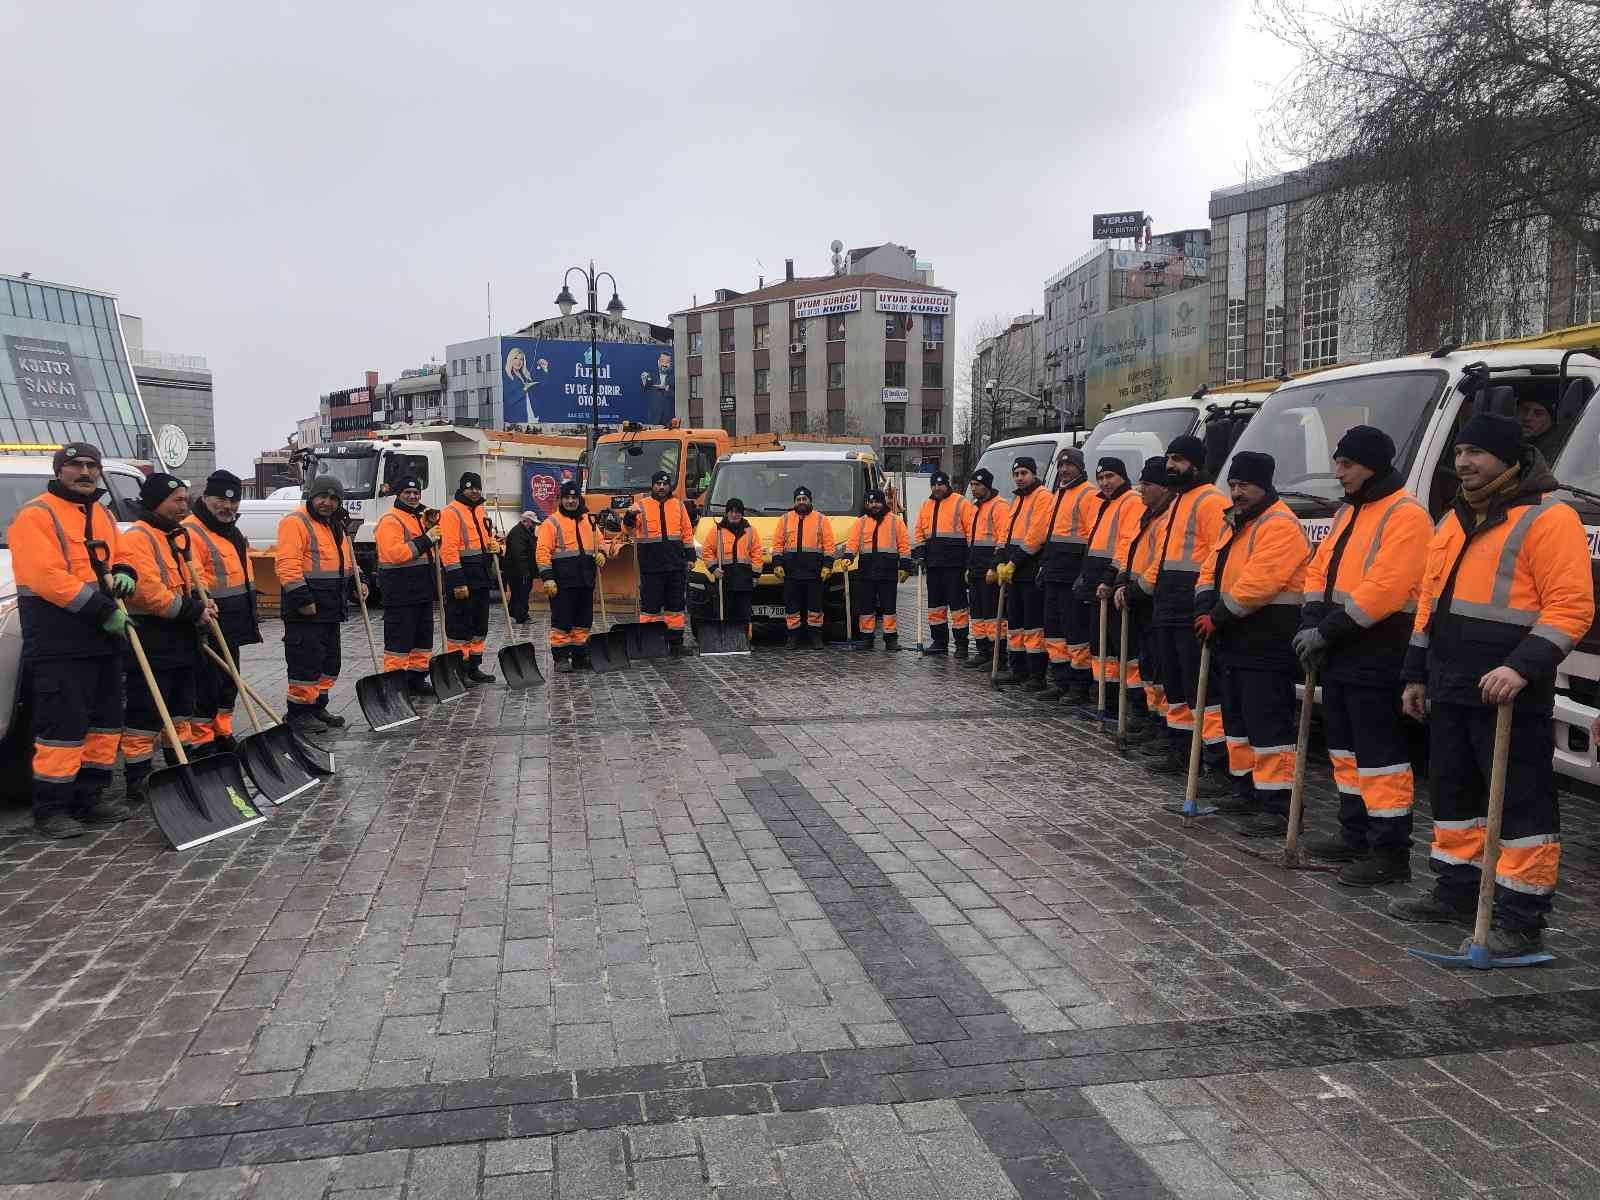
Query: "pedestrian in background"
504 511 538 625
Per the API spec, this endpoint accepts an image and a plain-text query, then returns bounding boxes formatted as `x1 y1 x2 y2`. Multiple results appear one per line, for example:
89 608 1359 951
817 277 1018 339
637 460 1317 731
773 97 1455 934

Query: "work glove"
712 567 724 581
772 565 785 581
101 608 128 638
593 551 607 567
996 562 1016 586
452 585 470 601
543 579 558 596
1193 614 1217 642
425 526 441 544
683 545 698 564
984 568 997 586
897 570 909 584
691 559 712 578
486 537 503 555
1291 627 1328 672
820 564 833 580
107 571 136 598
623 511 637 529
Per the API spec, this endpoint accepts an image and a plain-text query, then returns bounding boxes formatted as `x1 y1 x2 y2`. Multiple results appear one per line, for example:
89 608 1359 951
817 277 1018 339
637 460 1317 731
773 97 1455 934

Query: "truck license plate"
752 605 787 619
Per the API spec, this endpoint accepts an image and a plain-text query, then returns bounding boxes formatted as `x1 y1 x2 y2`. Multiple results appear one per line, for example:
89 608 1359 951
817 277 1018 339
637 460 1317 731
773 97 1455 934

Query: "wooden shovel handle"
1283 668 1318 858
354 569 381 674
1184 641 1211 806
1472 703 1515 948
1097 596 1109 712
119 600 189 767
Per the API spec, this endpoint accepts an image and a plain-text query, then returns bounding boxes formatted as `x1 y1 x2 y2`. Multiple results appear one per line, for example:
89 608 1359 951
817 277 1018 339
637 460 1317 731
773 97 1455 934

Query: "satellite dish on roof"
830 239 845 275
830 239 843 253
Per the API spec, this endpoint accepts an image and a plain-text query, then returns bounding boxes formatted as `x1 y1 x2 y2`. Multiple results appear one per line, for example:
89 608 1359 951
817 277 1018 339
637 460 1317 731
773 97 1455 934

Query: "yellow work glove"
996 562 1016 586
984 568 998 586
898 569 909 584
486 537 503 554
691 559 712 578
424 526 441 544
543 579 558 596
452 585 470 601
593 551 607 567
772 565 784 581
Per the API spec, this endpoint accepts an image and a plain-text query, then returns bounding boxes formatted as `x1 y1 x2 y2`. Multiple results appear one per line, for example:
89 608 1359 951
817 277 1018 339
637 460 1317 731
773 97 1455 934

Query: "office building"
373 364 448 429
120 314 216 479
970 314 1047 446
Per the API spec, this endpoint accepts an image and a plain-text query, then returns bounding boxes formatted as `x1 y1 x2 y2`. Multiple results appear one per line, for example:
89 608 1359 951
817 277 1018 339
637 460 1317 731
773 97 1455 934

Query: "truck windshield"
588 440 681 492
310 450 380 500
1553 391 1600 498
706 461 863 515
1221 371 1446 506
0 476 50 546
973 441 1058 489
1079 409 1199 477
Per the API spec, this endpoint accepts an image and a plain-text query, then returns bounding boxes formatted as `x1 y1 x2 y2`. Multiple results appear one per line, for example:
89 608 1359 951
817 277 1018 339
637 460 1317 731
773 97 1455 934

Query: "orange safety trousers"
29 657 122 820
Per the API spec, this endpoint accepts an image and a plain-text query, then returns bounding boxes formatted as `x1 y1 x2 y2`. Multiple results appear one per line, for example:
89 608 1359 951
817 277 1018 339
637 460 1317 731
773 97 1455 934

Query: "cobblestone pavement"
1 597 1599 1197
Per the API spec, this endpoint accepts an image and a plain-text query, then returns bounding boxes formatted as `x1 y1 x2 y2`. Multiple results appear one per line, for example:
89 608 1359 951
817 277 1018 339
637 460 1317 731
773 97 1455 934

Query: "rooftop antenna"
487 282 492 336
830 239 844 276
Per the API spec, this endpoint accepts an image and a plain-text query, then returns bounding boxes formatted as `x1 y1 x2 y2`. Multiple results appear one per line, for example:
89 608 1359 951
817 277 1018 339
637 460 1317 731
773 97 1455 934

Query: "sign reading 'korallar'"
5 335 90 419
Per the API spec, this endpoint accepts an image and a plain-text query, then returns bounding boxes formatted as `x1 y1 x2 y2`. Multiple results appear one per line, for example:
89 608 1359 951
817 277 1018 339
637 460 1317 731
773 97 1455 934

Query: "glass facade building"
0 274 157 461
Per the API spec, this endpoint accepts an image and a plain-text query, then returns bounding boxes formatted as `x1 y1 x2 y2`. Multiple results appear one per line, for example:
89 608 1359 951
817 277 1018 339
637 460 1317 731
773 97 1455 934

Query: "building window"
922 408 941 435
721 411 737 435
828 362 846 388
689 375 704 399
789 366 805 391
883 451 904 473
885 316 907 340
720 371 735 397
1575 241 1599 325
827 316 847 342
754 411 770 433
1263 305 1285 378
790 408 807 432
754 368 769 394
1225 298 1247 383
924 362 943 387
1301 239 1340 370
790 319 806 344
690 331 704 355
720 328 736 353
884 361 906 388
924 316 945 342
473 356 481 373
754 323 770 350
827 410 845 435
884 406 905 434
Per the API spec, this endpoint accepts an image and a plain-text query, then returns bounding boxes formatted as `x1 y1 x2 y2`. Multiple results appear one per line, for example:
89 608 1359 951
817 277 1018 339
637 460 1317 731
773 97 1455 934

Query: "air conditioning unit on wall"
790 342 805 354
923 340 939 352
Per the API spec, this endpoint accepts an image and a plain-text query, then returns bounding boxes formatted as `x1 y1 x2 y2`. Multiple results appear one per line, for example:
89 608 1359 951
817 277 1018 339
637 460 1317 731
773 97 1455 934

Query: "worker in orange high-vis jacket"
117 474 217 803
184 470 262 753
276 476 359 730
963 469 1010 669
1293 426 1432 888
1072 457 1142 719
773 485 836 649
841 488 913 650
1112 457 1173 742
1036 448 1101 700
627 469 697 655
1389 413 1593 955
1193 452 1311 831
699 497 765 640
993 456 1052 686
537 481 606 672
440 471 498 684
912 471 975 658
7 443 140 838
375 475 441 696
1143 435 1231 783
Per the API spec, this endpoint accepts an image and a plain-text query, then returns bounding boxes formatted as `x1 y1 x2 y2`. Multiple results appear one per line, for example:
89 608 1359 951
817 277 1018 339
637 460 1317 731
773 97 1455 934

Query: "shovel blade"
587 634 628 674
356 671 421 732
429 651 469 704
624 621 670 659
1407 945 1556 970
239 729 319 805
498 642 544 689
148 756 264 851
697 620 750 656
285 725 335 775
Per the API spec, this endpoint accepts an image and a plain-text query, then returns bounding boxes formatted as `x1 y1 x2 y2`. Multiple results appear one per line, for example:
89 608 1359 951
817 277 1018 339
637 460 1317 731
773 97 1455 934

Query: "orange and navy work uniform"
275 506 353 713
965 491 1011 649
630 493 696 642
700 519 765 635
1146 478 1229 744
440 496 494 662
1405 468 1594 930
913 491 975 645
1300 471 1431 854
1196 497 1310 805
843 511 912 637
376 502 437 674
117 515 208 775
1118 495 1171 719
537 508 600 658
996 482 1051 675
776 508 836 631
183 510 260 744
7 485 134 820
1078 485 1144 686
1038 479 1103 679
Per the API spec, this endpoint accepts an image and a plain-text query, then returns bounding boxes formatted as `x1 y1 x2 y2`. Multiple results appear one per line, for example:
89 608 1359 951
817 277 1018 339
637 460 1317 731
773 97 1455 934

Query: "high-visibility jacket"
1147 478 1229 627
1038 481 1103 586
775 509 835 580
536 509 599 589
1077 486 1143 596
1120 495 1172 608
118 515 206 668
966 494 1011 570
1405 468 1594 708
275 507 353 623
1301 471 1431 686
8 485 132 661
700 521 765 593
440 497 493 590
183 510 260 646
913 493 975 569
996 483 1050 581
1196 496 1310 667
845 512 912 581
375 503 437 606
629 494 696 573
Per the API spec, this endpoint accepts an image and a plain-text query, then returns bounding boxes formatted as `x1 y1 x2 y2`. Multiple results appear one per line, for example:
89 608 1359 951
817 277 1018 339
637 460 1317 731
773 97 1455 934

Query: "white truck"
236 425 584 597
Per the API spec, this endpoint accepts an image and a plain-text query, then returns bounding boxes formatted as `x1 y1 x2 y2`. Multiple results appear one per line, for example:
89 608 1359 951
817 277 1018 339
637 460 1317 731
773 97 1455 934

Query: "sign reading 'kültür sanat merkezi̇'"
4 335 90 419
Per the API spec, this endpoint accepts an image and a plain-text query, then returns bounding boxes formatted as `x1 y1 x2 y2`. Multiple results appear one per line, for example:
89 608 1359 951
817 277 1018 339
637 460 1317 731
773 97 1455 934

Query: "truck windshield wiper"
1276 490 1341 513
1557 481 1600 507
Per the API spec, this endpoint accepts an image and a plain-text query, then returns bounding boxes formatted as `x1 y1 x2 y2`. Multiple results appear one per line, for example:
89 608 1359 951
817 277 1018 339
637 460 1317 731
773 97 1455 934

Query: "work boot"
1021 674 1046 692
1147 747 1187 776
1337 853 1411 888
953 632 970 661
860 634 876 650
1238 811 1288 838
409 672 436 698
554 655 575 674
1063 678 1092 706
1038 680 1067 700
35 813 86 840
75 799 134 827
1476 926 1544 956
1137 732 1176 759
883 633 899 652
1387 893 1472 924
923 635 946 657
807 629 823 649
212 734 239 756
466 662 496 684
1304 835 1364 862
785 632 799 650
288 709 324 737
668 642 686 657
312 707 347 728
1214 787 1256 816
964 642 991 668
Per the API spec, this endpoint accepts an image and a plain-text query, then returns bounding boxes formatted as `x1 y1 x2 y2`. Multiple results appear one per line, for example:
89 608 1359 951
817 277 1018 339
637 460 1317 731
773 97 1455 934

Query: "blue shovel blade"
1408 944 1555 970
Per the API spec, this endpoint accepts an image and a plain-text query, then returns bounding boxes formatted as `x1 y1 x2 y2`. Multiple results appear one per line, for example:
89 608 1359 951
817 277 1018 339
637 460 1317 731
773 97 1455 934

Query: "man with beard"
911 471 975 658
536 481 606 672
840 487 913 650
699 497 765 641
440 471 498 684
1072 457 1142 720
773 485 836 649
1037 448 1101 700
184 470 262 751
963 469 1011 669
992 457 1051 687
276 476 359 731
1112 457 1174 740
375 475 442 696
626 469 697 654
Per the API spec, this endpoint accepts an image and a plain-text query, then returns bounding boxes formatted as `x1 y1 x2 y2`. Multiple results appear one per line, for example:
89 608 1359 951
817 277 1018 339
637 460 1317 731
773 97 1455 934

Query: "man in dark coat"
504 511 538 624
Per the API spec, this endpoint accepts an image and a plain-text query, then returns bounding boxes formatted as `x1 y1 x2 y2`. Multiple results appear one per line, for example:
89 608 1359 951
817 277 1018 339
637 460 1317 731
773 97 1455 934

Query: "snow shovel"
1165 640 1218 824
353 574 420 732
489 551 543 688
623 543 669 659
226 668 335 776
1280 667 1319 869
587 571 628 674
699 537 751 656
123 603 263 851
990 580 1008 689
202 644 318 806
429 554 469 703
1409 703 1555 970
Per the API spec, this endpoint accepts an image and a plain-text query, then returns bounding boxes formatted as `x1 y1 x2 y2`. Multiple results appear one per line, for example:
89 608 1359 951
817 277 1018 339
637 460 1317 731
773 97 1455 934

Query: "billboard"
1083 291 1208 422
521 459 583 519
1092 211 1144 240
501 338 673 427
4 335 90 419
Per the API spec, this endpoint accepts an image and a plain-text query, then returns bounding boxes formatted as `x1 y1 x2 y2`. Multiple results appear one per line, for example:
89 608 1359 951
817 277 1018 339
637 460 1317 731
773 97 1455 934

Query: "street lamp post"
555 261 626 492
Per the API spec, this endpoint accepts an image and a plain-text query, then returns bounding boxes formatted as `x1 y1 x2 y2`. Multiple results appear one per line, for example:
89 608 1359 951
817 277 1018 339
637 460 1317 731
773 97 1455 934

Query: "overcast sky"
3 1 1298 472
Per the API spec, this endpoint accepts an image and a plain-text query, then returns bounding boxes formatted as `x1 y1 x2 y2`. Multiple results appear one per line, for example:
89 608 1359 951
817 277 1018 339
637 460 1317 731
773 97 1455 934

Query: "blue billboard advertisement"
521 459 583 519
501 337 674 427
